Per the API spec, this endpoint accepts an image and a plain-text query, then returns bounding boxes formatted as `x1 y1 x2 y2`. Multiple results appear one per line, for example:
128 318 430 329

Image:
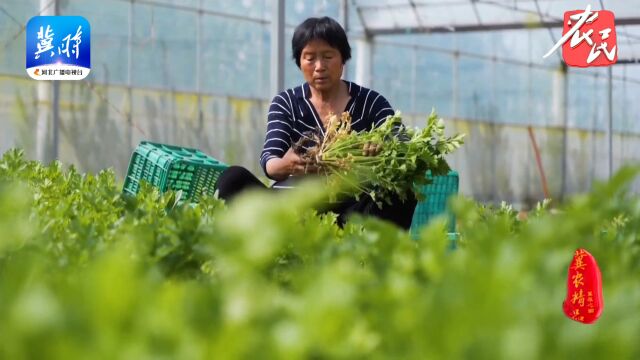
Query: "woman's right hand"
266 148 318 181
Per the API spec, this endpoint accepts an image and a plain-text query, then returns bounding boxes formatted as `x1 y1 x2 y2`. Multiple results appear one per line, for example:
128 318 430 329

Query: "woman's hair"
291 16 351 68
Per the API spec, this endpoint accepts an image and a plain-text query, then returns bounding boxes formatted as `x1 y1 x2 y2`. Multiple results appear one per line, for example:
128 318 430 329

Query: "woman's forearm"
266 157 290 181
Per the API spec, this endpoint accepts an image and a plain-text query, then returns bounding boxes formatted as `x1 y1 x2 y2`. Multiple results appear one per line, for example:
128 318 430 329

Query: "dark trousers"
215 166 417 230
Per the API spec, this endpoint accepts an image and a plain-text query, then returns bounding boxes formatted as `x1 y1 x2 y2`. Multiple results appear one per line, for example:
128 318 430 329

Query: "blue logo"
26 16 91 80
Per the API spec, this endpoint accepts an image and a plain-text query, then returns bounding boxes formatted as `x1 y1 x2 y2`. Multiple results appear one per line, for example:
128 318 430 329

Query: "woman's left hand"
362 141 382 156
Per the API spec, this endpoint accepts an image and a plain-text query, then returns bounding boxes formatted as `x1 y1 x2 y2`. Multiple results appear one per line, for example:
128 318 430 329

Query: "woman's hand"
266 148 319 181
362 141 382 156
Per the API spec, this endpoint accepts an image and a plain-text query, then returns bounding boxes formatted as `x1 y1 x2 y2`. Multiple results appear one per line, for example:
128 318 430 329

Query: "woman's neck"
309 80 345 103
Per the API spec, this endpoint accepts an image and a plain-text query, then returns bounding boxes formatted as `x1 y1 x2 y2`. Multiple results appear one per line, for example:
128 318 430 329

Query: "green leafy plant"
0 149 639 359
295 111 465 206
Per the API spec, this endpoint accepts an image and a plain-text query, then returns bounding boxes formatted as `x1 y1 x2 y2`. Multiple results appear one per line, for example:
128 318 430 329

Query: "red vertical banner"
562 249 604 324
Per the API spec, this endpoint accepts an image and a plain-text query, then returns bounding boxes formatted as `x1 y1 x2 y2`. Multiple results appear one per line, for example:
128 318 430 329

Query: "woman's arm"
266 148 316 181
362 91 407 155
370 93 395 129
260 92 318 181
260 93 294 180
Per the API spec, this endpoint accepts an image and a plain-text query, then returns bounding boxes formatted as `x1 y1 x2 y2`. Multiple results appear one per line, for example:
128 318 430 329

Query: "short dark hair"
291 17 351 68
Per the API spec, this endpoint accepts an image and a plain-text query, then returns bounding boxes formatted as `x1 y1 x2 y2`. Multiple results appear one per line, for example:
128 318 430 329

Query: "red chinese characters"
561 8 617 67
562 248 604 324
543 5 618 67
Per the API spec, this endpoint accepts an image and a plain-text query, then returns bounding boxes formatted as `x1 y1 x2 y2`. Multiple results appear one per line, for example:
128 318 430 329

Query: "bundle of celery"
294 111 465 206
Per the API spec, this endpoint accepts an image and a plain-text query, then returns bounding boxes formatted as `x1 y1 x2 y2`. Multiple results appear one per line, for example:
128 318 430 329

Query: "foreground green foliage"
0 149 639 359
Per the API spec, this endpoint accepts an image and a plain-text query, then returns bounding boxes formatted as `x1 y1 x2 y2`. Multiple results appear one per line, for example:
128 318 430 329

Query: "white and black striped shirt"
260 80 396 179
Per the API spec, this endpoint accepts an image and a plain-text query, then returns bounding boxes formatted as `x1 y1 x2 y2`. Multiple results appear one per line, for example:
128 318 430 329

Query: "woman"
216 16 417 229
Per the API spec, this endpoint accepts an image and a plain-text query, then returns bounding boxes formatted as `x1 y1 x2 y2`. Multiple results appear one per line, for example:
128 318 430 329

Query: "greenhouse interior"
1 0 640 358
1 0 639 205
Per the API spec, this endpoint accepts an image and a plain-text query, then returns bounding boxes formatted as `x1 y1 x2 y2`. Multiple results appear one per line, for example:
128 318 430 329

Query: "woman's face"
299 39 344 92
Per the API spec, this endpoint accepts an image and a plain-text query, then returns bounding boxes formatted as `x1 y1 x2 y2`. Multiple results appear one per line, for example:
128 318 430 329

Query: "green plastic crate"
410 171 459 242
123 141 228 202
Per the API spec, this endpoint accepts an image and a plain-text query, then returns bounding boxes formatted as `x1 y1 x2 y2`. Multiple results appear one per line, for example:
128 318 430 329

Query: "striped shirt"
260 80 396 179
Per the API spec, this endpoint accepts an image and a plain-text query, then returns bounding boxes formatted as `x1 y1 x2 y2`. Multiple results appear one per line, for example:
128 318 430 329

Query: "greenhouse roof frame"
343 0 640 181
350 0 640 63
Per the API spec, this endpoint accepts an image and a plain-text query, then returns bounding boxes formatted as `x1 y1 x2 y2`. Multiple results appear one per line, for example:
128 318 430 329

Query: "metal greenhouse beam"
354 35 372 87
36 0 57 163
607 66 613 179
339 0 349 80
353 1 372 87
365 17 640 35
270 0 285 95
